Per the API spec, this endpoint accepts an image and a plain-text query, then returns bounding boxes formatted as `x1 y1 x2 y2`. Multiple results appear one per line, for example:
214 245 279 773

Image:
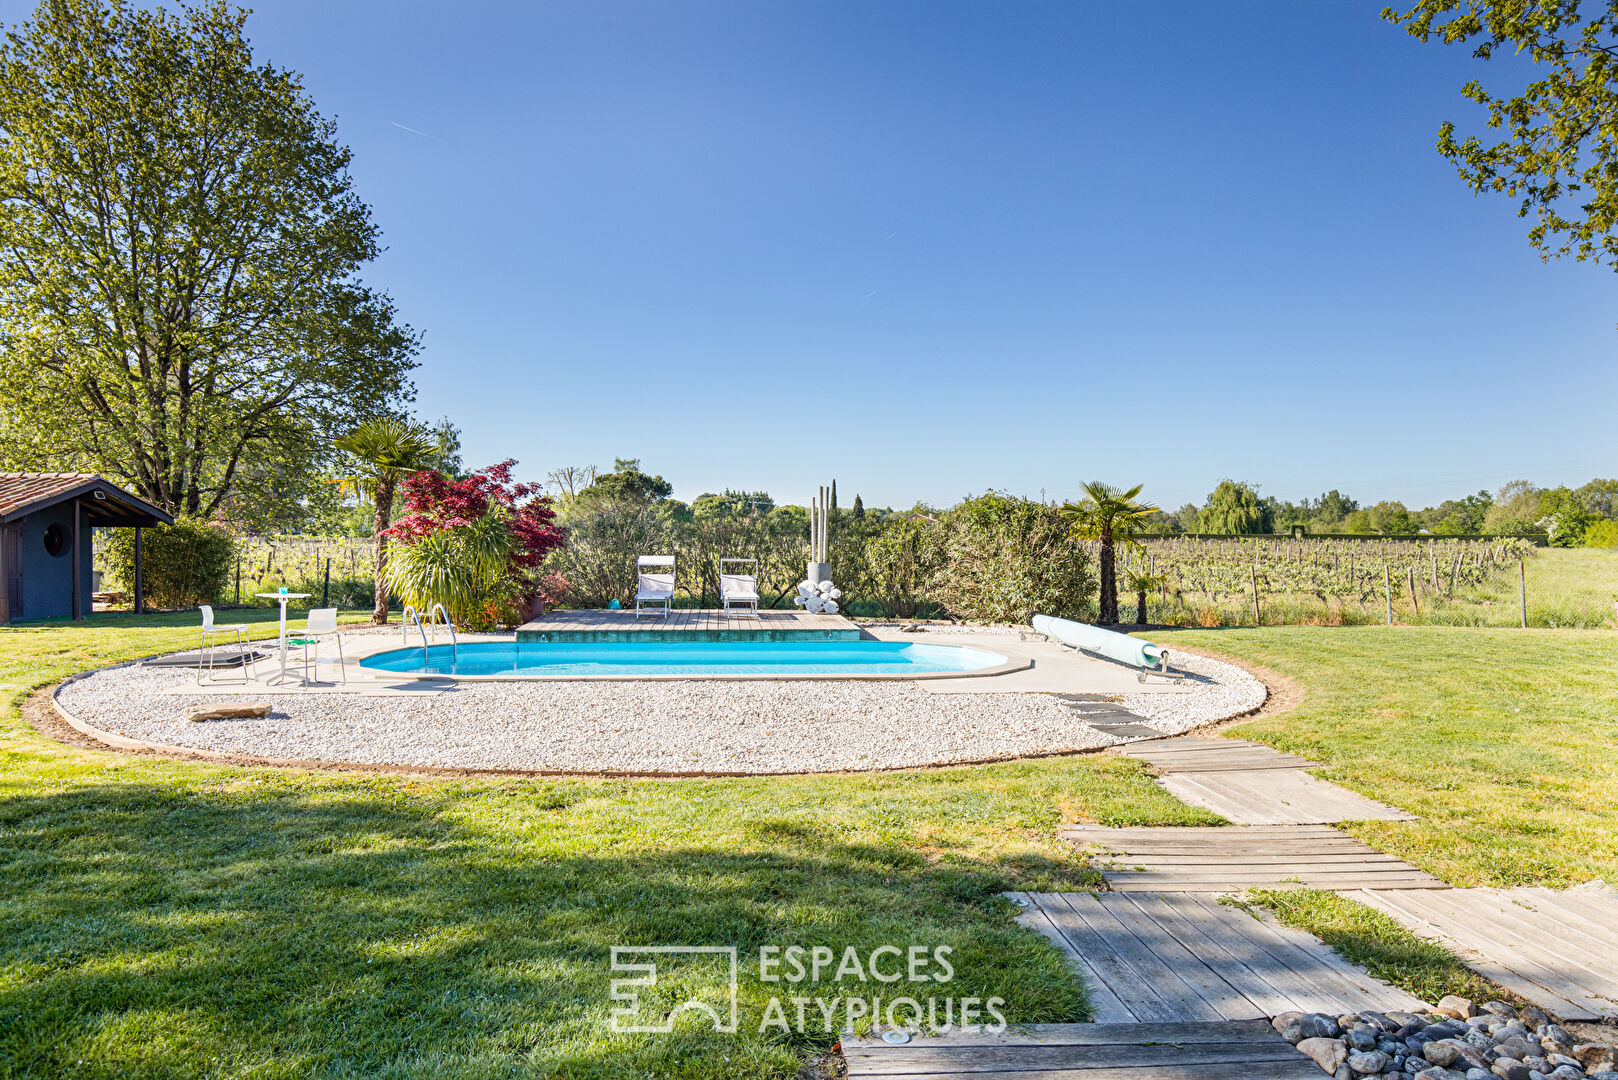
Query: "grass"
0 611 1213 1080
1149 625 1618 888
1239 889 1504 1006
1149 624 1618 1007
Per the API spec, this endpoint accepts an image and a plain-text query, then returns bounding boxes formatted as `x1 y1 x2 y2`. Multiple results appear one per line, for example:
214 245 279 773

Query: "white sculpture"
794 578 842 614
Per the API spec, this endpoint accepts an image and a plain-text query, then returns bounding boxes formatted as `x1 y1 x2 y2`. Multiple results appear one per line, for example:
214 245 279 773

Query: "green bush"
931 492 1094 622
1585 519 1618 549
102 519 237 608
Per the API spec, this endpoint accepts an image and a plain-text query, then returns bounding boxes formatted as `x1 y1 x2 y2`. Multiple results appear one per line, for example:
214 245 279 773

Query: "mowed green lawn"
1153 626 1618 888
0 611 1207 1080
2 616 1613 1077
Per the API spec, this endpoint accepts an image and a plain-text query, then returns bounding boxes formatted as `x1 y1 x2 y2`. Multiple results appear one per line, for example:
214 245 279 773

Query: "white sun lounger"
635 555 675 617
720 558 760 616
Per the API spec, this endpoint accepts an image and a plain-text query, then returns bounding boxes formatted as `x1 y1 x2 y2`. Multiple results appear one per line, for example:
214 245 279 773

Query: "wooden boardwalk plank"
1007 893 1134 1025
1089 893 1262 1020
1159 771 1414 825
841 1020 1320 1079
1026 892 1207 1023
1172 893 1428 1015
1052 893 1235 1021
1349 888 1613 1020
1064 825 1446 892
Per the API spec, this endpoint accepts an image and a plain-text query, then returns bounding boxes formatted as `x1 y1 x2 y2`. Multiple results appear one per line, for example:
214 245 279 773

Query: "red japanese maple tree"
386 460 566 606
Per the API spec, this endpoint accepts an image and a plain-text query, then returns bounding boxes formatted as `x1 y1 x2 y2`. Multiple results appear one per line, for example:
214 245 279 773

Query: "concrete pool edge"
354 650 1032 683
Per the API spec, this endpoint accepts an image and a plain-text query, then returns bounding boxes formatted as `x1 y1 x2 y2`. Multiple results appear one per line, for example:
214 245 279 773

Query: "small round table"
255 592 312 685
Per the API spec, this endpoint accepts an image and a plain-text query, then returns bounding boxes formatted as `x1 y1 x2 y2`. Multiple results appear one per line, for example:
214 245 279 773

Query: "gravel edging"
48 628 1276 777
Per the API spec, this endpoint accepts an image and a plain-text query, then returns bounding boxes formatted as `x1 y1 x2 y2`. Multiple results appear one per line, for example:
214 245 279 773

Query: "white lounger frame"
635 555 676 617
720 558 760 616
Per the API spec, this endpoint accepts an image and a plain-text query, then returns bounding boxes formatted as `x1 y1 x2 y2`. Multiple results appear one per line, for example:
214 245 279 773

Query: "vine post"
1384 564 1392 626
1519 558 1527 628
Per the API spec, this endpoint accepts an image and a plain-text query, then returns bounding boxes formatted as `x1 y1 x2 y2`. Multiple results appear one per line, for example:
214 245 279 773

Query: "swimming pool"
359 640 1011 678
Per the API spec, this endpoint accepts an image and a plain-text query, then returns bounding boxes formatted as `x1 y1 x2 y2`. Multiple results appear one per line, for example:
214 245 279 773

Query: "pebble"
57 636 1263 774
1275 1000 1616 1080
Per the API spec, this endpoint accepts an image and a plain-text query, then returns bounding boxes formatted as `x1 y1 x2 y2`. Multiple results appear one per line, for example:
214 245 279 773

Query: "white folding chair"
720 558 760 616
291 607 347 684
198 604 250 684
635 555 675 617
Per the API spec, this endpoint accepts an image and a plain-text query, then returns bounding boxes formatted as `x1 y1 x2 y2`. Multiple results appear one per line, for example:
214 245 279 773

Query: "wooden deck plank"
842 1020 1274 1049
1173 893 1427 1014
1026 892 1192 1023
840 1021 1320 1079
1068 825 1446 892
1089 893 1264 1020
1125 893 1314 1017
1007 894 1135 1025
1159 771 1414 825
1052 893 1233 1022
1349 889 1610 1020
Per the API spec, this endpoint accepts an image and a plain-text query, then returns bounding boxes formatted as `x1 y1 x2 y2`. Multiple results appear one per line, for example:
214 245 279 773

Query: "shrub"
846 515 943 618
930 492 1094 622
102 519 237 608
1585 519 1618 548
384 461 566 628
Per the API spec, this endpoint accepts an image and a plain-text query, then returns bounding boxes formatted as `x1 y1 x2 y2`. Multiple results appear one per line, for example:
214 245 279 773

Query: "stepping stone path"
1117 736 1415 824
1063 824 1448 892
1011 890 1428 1022
1052 694 1163 739
845 731 1618 1078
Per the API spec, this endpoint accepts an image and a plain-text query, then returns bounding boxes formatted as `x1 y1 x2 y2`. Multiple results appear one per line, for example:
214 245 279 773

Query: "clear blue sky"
240 0 1616 511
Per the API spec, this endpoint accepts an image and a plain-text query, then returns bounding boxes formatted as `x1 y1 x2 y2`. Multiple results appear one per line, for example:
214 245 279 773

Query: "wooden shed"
0 473 174 623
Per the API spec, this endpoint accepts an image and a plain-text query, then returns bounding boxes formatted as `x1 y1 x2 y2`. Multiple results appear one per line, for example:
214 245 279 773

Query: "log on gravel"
185 702 272 723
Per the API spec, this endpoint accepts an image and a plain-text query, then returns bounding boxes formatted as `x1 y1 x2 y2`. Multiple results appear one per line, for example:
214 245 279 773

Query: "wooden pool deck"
515 607 863 643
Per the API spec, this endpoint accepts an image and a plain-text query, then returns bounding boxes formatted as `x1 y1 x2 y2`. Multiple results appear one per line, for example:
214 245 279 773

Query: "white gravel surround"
54 626 1268 775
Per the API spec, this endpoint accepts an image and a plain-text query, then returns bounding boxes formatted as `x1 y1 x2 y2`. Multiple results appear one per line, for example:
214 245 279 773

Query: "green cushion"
287 638 317 646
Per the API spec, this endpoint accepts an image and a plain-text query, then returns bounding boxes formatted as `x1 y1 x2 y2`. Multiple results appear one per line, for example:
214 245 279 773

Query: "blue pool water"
359 640 1006 677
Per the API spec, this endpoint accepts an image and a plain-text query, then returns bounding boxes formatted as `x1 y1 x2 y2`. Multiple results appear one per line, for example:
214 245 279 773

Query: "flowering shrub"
383 461 566 628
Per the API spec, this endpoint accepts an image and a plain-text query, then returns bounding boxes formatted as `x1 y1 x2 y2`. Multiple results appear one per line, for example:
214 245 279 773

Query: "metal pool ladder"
401 604 458 658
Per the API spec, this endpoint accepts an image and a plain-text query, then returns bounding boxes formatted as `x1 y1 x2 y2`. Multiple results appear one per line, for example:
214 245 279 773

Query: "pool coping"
352 647 1032 683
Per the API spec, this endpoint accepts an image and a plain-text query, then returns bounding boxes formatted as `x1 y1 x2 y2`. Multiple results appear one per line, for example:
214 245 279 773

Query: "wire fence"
1096 536 1618 630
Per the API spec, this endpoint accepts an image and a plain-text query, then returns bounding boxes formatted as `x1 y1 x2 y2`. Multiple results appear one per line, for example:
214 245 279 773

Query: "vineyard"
228 536 376 609
1106 537 1618 629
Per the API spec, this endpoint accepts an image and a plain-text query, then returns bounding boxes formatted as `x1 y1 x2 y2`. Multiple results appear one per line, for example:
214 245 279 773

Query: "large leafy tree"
1061 482 1159 625
332 418 442 624
0 0 418 521
1387 0 1618 265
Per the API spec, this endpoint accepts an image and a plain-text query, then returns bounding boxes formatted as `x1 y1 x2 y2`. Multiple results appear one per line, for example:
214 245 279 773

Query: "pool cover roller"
1030 614 1168 670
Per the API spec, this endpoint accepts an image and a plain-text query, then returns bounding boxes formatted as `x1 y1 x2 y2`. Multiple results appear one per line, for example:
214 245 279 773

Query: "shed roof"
0 473 176 527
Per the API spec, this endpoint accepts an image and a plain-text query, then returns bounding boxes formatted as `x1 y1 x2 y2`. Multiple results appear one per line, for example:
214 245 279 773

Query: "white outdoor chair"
720 558 760 616
198 604 250 684
290 607 347 684
635 555 676 617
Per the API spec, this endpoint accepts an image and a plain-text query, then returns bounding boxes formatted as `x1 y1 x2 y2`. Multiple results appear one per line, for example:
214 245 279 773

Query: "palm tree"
1061 482 1159 624
332 417 442 624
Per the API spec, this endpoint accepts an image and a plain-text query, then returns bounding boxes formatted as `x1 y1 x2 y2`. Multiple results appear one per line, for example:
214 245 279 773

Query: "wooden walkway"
1116 736 1317 772
841 1019 1323 1079
1114 736 1414 825
1350 886 1618 1021
1062 825 1448 892
1010 890 1427 1023
515 607 861 642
